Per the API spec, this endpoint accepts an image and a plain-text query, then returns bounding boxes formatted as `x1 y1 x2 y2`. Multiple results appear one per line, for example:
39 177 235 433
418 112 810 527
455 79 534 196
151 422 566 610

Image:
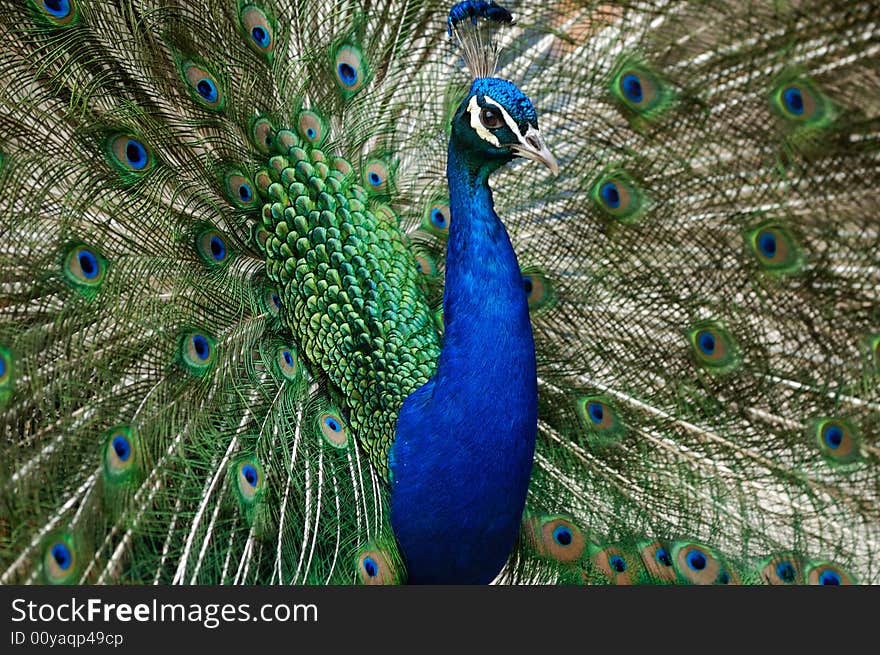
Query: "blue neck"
389 144 538 584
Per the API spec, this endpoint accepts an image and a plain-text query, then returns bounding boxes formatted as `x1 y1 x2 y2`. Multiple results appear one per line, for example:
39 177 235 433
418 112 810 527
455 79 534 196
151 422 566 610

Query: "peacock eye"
479 107 504 129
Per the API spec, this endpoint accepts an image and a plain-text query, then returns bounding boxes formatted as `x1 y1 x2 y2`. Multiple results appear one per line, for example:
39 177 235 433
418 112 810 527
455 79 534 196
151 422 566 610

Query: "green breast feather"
258 139 440 476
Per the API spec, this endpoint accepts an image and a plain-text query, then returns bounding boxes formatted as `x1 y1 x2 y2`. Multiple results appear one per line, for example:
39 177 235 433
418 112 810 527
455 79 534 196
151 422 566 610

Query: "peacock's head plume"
447 3 557 176
451 77 558 176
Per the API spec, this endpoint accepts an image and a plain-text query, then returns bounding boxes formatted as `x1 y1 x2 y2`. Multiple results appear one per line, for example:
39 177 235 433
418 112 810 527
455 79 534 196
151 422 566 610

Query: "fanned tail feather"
0 0 877 585
486 0 880 583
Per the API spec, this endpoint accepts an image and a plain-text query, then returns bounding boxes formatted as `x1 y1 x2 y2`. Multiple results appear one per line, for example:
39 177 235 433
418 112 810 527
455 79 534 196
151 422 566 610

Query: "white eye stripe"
467 93 531 149
467 95 499 146
481 95 524 138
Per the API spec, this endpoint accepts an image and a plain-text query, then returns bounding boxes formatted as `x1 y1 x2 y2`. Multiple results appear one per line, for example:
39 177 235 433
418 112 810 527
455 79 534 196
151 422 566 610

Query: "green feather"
0 0 877 587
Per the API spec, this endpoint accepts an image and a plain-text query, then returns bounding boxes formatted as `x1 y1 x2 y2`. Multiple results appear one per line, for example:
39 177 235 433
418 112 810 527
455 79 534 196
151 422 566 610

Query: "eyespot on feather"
356 547 399 585
102 426 140 480
34 0 77 25
225 170 259 208
180 330 216 374
591 172 643 222
0 346 11 387
747 224 802 274
254 226 270 253
590 544 640 585
261 286 282 318
527 515 586 562
250 116 276 154
805 561 854 585
42 534 80 584
332 43 370 97
234 458 264 504
63 244 107 290
688 323 740 372
760 553 804 585
639 539 676 583
363 160 390 193
182 63 224 110
671 541 734 585
578 397 614 430
617 69 657 109
271 129 298 155
610 61 672 118
574 395 624 445
276 346 299 381
240 5 275 57
414 252 437 277
197 228 231 266
521 268 556 314
106 134 154 177
812 418 860 464
0 346 13 407
297 110 328 145
771 78 832 125
318 410 349 448
422 200 450 236
255 170 272 195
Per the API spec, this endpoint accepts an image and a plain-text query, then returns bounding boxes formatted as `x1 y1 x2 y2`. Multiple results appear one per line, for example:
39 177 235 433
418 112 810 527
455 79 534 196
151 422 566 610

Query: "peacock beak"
510 126 559 176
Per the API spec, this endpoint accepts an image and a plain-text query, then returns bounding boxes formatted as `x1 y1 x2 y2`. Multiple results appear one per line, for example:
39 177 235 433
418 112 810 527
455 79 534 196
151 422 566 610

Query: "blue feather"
447 1 513 35
390 81 538 583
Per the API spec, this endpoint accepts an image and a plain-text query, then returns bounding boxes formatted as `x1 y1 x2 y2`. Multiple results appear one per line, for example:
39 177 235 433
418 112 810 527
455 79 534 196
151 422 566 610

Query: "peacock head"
451 77 558 176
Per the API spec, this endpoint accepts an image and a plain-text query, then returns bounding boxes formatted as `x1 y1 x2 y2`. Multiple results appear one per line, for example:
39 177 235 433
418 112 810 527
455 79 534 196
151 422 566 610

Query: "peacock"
0 0 878 586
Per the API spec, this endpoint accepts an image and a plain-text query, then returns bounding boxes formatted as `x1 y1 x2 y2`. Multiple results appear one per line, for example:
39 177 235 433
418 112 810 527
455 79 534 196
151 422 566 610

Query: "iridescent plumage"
0 0 878 585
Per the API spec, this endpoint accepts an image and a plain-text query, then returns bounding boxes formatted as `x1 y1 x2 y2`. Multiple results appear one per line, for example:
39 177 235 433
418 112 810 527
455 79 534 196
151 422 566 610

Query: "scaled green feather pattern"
258 143 440 474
